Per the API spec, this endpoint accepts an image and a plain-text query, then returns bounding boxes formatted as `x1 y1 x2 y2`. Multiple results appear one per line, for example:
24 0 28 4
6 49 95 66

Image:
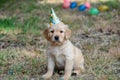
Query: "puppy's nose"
54 36 59 41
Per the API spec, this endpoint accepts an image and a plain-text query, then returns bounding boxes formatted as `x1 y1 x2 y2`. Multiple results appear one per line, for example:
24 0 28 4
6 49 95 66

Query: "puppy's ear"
65 28 71 40
43 28 50 41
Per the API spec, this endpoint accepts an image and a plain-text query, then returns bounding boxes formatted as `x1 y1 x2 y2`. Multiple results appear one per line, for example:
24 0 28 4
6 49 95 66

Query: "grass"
0 17 17 34
0 0 120 80
0 48 46 80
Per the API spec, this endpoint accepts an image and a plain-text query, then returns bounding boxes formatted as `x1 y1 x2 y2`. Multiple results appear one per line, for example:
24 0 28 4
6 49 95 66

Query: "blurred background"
0 0 120 80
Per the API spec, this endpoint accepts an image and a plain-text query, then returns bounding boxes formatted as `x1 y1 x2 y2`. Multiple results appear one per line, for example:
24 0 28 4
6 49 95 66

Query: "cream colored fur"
43 22 85 80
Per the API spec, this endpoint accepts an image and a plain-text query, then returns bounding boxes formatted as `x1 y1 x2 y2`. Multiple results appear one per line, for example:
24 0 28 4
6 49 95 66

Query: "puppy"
43 22 85 80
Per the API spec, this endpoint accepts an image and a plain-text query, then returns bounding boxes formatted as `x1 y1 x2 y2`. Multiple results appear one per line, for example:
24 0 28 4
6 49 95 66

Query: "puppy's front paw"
59 76 70 80
42 74 51 79
58 77 64 80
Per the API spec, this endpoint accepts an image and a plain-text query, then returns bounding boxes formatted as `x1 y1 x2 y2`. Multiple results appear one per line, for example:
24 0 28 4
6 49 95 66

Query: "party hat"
50 8 61 25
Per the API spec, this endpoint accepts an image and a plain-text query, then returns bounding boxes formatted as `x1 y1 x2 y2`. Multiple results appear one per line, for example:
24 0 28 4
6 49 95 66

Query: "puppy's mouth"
52 40 63 46
53 39 61 43
54 40 60 42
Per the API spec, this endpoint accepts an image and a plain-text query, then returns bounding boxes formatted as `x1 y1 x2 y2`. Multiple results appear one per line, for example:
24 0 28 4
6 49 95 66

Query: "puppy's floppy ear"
65 28 71 40
43 24 51 41
43 28 50 41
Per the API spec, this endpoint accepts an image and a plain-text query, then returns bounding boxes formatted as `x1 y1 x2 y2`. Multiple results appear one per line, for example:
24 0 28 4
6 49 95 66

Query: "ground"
0 0 120 80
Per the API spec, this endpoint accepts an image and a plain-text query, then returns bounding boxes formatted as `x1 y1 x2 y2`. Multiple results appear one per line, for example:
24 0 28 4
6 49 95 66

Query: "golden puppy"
43 22 85 80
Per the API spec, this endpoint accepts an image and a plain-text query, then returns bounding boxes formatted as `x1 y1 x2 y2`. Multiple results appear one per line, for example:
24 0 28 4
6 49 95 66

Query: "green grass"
0 0 119 35
0 0 120 80
0 17 17 34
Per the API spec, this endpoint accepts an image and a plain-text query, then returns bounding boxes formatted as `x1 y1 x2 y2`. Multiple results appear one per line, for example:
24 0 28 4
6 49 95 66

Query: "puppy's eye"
50 30 54 33
60 31 64 33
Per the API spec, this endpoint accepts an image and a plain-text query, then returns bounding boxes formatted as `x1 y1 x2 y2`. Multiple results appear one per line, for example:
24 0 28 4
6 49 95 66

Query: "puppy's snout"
54 36 59 41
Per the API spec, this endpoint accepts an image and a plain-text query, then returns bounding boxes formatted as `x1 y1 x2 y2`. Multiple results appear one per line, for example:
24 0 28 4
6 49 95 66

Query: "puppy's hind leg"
72 69 80 76
73 61 85 75
72 66 85 76
79 61 85 73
